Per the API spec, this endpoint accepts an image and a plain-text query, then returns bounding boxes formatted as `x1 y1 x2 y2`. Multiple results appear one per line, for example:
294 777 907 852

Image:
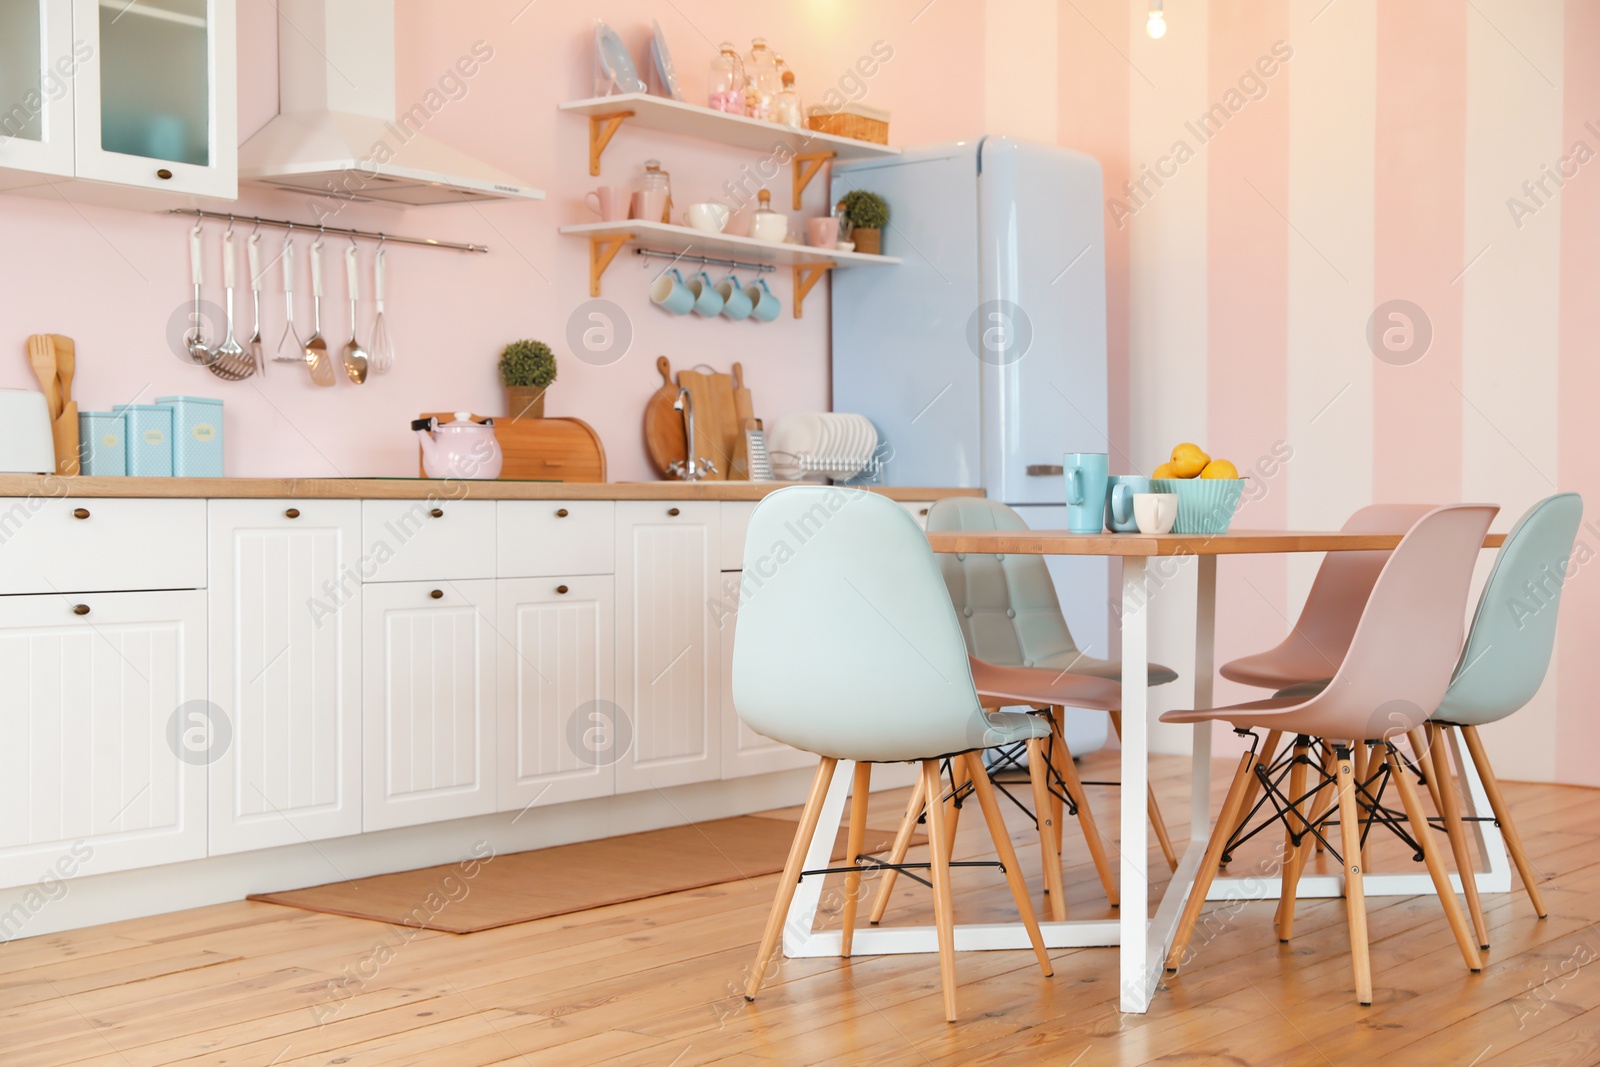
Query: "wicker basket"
807 105 889 145
1150 478 1246 535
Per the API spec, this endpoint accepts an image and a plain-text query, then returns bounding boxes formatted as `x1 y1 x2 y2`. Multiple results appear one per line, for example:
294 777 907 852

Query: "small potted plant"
499 339 557 420
838 190 889 254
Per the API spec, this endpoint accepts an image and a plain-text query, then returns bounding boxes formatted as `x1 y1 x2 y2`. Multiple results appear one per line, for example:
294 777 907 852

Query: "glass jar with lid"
744 37 781 121
774 70 804 130
708 42 745 114
637 159 672 224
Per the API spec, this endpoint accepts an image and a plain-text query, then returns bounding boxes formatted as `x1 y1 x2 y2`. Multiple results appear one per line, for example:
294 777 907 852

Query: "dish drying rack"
769 451 885 482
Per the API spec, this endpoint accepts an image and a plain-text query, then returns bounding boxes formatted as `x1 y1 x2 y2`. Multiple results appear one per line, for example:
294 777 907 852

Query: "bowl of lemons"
1150 443 1244 534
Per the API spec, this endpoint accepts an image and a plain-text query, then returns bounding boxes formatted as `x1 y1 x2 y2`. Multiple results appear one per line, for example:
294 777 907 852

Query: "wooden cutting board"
419 413 606 482
732 362 754 425
727 363 756 480
678 365 738 481
643 356 686 477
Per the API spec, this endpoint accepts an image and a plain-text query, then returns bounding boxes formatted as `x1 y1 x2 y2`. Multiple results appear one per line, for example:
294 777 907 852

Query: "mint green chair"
1427 492 1582 940
731 486 1055 1023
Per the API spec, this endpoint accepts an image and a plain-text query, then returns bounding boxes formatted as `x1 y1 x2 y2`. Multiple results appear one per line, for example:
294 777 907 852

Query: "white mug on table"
1133 493 1178 535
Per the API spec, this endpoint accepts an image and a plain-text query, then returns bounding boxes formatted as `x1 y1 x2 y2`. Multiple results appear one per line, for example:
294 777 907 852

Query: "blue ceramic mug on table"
1063 452 1109 533
1106 474 1152 533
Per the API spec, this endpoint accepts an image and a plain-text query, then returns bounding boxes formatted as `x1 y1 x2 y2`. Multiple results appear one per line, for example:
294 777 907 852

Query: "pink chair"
1160 504 1496 1006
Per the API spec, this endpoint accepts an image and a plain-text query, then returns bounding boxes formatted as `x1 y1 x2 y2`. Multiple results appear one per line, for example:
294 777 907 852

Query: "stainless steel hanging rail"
632 247 776 274
167 209 490 253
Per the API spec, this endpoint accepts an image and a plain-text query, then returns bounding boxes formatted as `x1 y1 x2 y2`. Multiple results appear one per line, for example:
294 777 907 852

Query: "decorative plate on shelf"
650 20 683 100
594 20 645 95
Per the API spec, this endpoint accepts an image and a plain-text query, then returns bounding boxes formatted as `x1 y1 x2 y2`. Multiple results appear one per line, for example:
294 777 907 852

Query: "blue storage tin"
113 404 174 477
77 412 127 476
155 396 224 478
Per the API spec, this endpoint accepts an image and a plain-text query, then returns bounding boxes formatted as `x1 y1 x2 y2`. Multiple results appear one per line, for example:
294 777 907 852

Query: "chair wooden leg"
1111 709 1179 873
1460 725 1548 919
840 761 872 957
1050 713 1119 908
746 757 838 1001
965 751 1054 977
1048 709 1066 855
1232 728 1283 846
921 759 960 1022
1027 736 1067 922
1353 740 1373 873
1409 727 1444 815
1384 744 1483 973
944 756 970 864
1334 745 1372 1006
867 773 925 926
1313 742 1339 852
1166 750 1257 972
1428 723 1489 950
1276 738 1312 941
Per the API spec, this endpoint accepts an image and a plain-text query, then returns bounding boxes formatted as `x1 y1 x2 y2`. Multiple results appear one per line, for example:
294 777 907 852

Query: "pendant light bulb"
1147 0 1167 38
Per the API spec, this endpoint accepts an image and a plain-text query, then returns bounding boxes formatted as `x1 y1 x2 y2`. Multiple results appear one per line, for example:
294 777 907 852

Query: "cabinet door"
0 0 75 188
70 0 236 200
363 579 496 831
614 501 721 793
718 571 814 778
208 500 361 855
0 590 205 888
497 576 616 810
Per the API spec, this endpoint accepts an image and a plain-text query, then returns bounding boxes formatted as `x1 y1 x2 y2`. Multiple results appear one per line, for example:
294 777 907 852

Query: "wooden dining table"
778 527 1509 1015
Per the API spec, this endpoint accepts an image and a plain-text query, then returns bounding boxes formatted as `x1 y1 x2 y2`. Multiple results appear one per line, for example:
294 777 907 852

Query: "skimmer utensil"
208 226 255 381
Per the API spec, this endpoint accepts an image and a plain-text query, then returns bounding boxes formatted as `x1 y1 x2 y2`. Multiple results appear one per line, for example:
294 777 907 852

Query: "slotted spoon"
341 244 368 385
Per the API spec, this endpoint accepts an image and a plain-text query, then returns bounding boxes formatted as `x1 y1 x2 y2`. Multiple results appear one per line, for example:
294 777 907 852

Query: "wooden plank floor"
6 751 1599 1066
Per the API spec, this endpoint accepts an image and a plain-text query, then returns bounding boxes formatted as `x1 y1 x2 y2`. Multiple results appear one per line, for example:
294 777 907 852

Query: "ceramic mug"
683 202 730 232
750 211 788 243
745 277 781 322
1063 452 1110 533
632 188 667 222
1133 493 1179 535
585 185 630 222
717 273 753 320
688 270 724 317
806 216 840 248
1106 475 1152 533
650 268 695 315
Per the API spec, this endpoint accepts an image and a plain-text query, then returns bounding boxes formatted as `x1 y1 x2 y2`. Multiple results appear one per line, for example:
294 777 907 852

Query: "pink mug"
632 189 667 222
806 216 840 248
585 186 630 222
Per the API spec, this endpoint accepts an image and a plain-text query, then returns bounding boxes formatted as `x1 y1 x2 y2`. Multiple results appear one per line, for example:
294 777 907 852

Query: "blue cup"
717 273 753 320
1063 452 1109 533
745 276 781 322
1105 475 1151 533
688 270 724 317
650 268 695 315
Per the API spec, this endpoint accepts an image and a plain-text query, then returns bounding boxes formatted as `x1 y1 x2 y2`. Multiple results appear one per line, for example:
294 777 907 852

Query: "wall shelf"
560 93 899 208
560 220 900 319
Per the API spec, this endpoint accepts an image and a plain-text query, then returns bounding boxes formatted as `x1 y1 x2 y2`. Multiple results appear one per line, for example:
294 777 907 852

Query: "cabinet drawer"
0 497 205 593
719 501 759 571
498 500 615 577
361 500 495 583
900 501 934 529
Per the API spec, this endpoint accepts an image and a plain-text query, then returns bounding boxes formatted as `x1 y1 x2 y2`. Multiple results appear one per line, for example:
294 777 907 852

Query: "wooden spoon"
52 335 75 413
26 335 59 420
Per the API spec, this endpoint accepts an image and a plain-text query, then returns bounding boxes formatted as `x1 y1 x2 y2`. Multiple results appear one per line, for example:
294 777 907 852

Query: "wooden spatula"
732 362 755 425
26 335 59 420
52 335 75 414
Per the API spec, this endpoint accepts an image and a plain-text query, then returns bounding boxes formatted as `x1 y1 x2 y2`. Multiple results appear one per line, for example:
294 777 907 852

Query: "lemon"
1169 443 1210 478
1200 459 1239 480
1151 462 1179 479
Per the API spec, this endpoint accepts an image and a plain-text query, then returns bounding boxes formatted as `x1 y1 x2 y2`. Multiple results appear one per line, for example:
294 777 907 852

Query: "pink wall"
0 0 983 480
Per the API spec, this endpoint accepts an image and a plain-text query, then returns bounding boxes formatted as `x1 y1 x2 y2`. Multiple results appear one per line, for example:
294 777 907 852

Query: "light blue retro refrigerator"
832 137 1112 752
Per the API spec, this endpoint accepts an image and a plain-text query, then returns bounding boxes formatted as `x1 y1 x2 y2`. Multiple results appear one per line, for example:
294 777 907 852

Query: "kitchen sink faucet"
667 387 717 481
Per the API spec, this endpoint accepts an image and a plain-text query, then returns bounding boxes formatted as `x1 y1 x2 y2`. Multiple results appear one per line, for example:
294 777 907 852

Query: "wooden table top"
925 528 1508 557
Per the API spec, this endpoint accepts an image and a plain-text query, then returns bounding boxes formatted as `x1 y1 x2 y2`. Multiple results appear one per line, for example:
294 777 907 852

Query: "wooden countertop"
0 475 982 502
925 528 1508 556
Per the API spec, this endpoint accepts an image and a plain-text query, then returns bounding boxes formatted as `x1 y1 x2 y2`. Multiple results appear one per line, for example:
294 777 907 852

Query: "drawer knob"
556 584 569 595
284 508 301 519
555 508 569 518
429 589 444 600
667 507 681 517
430 508 444 518
919 508 929 516
72 604 90 616
156 168 173 180
72 507 90 520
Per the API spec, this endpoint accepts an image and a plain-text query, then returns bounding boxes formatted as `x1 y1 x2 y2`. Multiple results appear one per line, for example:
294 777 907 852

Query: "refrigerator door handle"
1026 464 1065 476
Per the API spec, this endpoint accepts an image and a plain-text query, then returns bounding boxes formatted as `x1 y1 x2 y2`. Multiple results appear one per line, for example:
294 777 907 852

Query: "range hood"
239 0 543 206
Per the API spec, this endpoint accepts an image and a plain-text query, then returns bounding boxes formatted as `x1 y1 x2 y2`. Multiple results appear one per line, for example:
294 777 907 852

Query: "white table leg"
1119 557 1152 1013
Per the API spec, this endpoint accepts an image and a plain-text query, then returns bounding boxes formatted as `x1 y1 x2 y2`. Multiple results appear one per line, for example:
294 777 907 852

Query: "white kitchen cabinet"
613 501 722 792
718 501 758 570
363 579 497 831
497 576 617 809
361 499 496 583
0 0 76 189
900 501 934 529
717 571 813 779
207 500 362 855
498 500 615 578
0 497 206 594
0 590 206 888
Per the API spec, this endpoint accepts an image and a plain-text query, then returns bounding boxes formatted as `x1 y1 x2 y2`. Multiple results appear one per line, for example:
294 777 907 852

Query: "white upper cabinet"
1 0 236 205
0 0 76 188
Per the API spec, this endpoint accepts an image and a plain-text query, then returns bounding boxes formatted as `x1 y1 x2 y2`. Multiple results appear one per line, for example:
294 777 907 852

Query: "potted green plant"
838 190 889 254
499 339 557 419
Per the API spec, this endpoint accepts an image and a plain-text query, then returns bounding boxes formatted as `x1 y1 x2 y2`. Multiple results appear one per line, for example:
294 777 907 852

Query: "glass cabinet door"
72 0 235 199
0 0 76 188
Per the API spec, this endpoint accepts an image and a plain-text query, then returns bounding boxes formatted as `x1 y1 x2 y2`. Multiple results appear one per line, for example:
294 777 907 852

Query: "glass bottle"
708 42 744 114
774 70 804 130
744 37 781 121
639 159 672 224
